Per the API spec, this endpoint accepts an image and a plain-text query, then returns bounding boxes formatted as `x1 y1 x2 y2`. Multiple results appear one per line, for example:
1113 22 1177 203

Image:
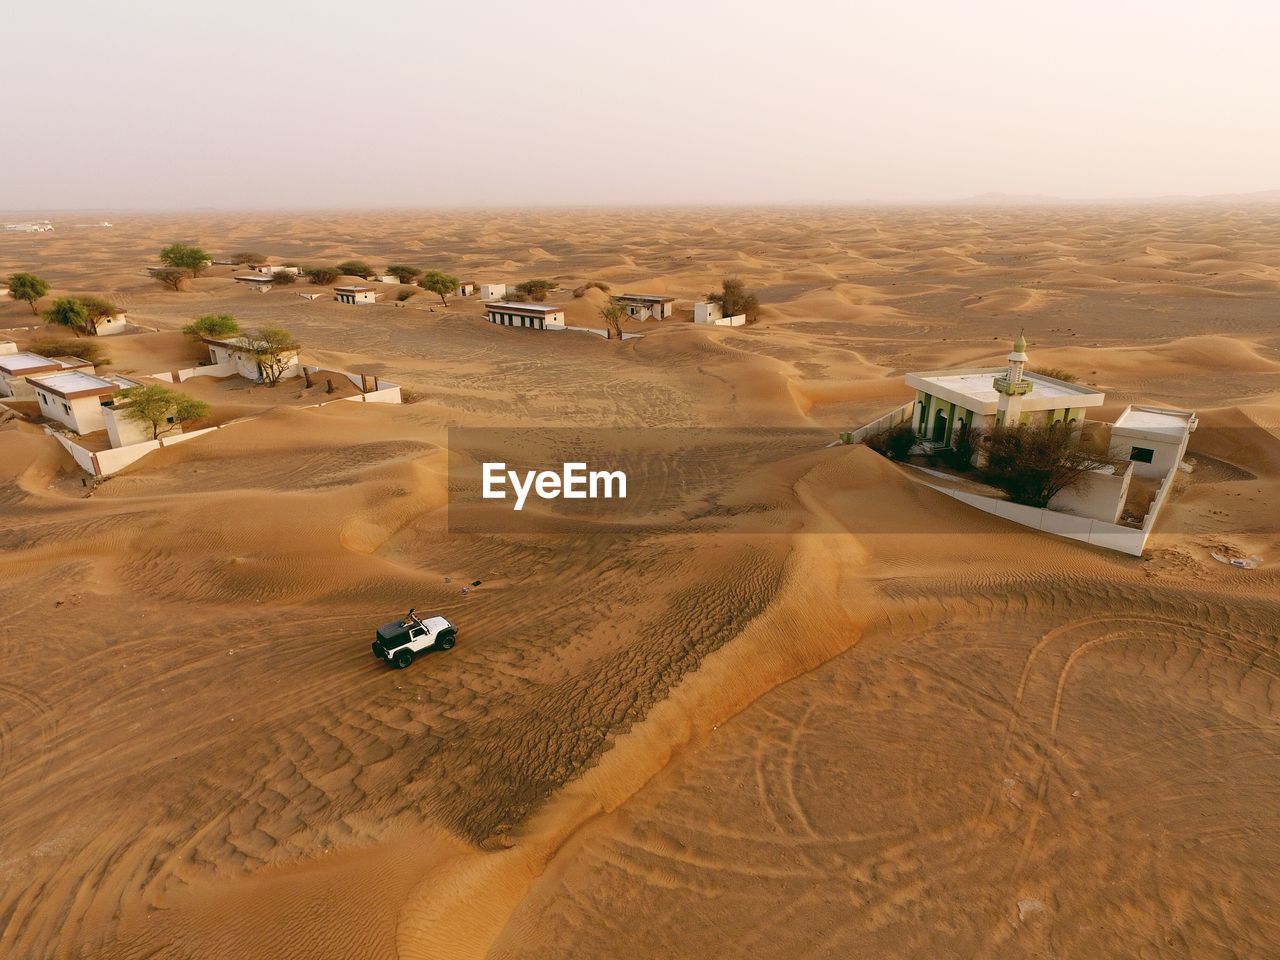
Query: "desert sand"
1 206 1279 959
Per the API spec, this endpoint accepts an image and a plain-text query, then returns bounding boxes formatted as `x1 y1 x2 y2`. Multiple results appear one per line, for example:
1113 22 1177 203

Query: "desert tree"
336 260 374 279
119 384 210 440
980 421 1114 507
419 270 461 306
270 269 297 285
152 267 190 291
708 277 760 322
43 298 92 336
241 326 301 386
183 313 240 338
228 251 266 265
515 279 556 302
573 280 611 297
7 272 49 314
159 243 211 277
599 298 626 340
77 295 122 335
385 265 421 284
304 266 341 285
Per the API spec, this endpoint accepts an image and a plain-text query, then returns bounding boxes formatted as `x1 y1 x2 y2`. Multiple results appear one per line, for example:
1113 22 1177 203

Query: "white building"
93 312 131 336
234 273 275 292
1048 461 1134 524
0 284 9 298
27 372 138 435
479 283 506 300
693 301 745 326
485 302 566 330
843 335 1200 554
905 335 1106 445
0 353 94 398
455 281 476 297
618 294 675 321
376 275 399 284
897 335 1196 528
0 337 17 356
202 336 301 383
1110 405 1198 478
335 285 377 305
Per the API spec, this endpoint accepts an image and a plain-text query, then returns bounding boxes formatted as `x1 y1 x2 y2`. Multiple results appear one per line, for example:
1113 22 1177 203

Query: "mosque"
905 333 1105 446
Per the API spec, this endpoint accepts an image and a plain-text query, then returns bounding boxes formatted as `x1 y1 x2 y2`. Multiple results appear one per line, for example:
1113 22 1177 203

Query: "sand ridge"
1 207 1278 958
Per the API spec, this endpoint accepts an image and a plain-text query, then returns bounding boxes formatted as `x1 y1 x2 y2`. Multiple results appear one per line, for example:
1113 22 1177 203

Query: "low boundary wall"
838 401 914 446
46 372 404 477
299 366 402 403
151 360 240 383
913 467 1176 557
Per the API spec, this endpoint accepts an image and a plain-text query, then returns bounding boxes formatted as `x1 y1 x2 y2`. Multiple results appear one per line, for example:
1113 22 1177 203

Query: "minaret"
993 331 1033 423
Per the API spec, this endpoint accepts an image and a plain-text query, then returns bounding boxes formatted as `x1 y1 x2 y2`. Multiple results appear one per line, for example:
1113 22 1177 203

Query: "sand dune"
1 207 1278 959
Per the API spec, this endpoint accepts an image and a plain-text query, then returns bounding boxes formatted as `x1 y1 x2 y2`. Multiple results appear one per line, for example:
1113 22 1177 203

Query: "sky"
3 0 1278 209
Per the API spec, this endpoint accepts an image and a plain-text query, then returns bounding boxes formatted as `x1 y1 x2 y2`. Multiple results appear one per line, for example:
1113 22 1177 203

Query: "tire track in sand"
394 456 873 960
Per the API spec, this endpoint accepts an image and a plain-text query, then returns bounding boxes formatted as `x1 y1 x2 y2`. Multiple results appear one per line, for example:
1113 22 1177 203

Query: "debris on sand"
1212 551 1263 569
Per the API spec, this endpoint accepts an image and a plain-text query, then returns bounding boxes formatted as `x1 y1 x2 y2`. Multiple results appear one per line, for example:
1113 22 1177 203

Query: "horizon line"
4 190 1280 218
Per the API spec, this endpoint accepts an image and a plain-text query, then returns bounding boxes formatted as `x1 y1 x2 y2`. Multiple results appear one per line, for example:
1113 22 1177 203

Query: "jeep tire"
439 634 456 650
393 649 414 669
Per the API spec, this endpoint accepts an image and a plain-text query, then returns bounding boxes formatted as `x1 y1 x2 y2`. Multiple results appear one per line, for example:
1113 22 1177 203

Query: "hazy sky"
4 0 1278 209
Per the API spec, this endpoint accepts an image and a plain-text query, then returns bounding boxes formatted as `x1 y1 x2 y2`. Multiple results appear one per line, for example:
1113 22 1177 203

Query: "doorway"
932 408 948 442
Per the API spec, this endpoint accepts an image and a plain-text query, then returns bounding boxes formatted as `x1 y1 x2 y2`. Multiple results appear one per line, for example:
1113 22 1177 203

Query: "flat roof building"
27 371 139 435
234 273 275 292
479 283 506 300
694 301 745 326
335 285 377 305
202 336 301 384
0 353 94 398
484 302 566 331
617 293 675 321
905 334 1105 446
1111 405 1198 478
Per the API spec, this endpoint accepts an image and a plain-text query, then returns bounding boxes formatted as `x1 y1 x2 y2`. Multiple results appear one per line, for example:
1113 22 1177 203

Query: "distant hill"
954 189 1280 206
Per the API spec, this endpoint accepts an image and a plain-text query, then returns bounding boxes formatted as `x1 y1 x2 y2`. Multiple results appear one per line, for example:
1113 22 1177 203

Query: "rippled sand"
1 206 1278 959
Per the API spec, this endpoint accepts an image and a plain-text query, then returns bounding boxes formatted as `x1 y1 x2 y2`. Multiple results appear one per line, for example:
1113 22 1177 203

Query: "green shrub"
29 339 109 365
183 314 240 338
866 422 917 461
305 267 341 285
336 260 374 278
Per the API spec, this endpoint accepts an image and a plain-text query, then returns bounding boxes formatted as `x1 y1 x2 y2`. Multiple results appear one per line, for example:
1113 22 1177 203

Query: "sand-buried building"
906 333 1105 443
851 335 1198 554
485 302 566 330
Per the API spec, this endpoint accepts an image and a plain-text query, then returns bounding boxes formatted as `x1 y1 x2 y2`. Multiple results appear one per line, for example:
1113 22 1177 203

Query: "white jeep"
372 610 458 668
